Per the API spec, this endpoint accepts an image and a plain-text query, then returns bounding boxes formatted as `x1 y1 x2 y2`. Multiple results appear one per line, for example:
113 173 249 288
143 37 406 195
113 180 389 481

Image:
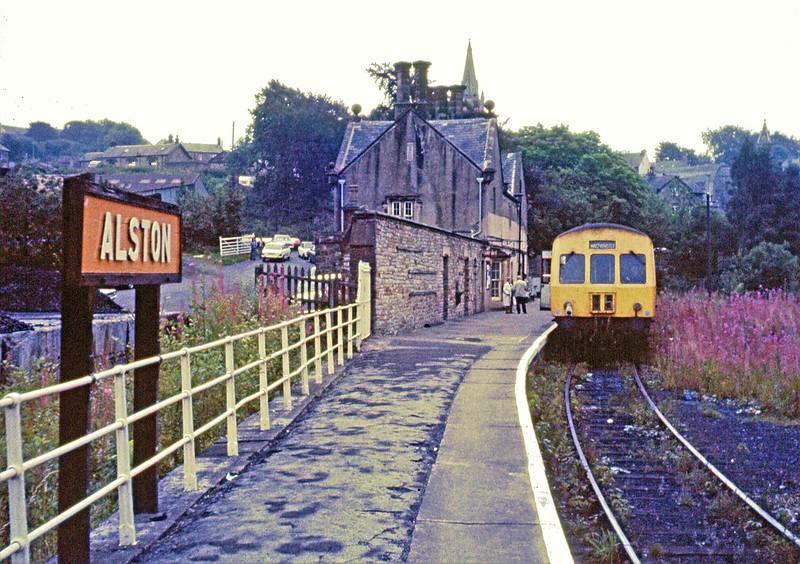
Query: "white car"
298 241 315 259
261 241 291 261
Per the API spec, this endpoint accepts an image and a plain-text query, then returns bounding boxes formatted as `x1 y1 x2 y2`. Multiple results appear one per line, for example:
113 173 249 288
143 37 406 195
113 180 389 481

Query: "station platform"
121 309 566 563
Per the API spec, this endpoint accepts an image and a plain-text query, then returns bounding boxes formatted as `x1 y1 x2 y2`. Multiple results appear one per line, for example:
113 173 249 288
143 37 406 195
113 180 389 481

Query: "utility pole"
231 121 235 150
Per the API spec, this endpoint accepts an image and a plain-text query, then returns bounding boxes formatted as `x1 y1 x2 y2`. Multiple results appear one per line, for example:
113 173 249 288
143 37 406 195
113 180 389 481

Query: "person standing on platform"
513 274 529 314
502 277 513 314
250 238 259 261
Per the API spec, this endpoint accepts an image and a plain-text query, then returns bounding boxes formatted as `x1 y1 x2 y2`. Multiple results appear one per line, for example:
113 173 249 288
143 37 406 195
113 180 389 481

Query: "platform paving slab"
407 309 552 564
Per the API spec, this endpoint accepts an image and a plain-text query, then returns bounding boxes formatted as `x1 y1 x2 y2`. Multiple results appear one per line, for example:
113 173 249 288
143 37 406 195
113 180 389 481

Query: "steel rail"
564 367 641 564
632 366 800 549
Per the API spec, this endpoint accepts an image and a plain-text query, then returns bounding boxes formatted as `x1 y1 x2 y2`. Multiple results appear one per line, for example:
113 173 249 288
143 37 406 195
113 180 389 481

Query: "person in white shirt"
513 274 530 314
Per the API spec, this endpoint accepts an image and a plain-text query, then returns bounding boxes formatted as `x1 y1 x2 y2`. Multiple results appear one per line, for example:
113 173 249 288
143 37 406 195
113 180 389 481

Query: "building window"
490 261 501 298
391 201 401 216
403 201 413 218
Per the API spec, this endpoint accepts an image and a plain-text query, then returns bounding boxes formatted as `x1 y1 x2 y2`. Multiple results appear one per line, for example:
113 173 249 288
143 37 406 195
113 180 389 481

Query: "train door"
539 251 552 310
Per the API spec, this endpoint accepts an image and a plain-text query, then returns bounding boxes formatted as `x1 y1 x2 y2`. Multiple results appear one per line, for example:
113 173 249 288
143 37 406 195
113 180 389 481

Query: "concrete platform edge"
514 322 574 564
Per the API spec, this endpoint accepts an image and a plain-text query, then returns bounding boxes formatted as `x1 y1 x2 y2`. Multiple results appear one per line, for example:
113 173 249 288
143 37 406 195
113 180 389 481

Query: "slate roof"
97 143 186 159
335 112 497 173
621 151 647 169
429 118 496 169
183 143 224 154
646 174 691 193
502 152 523 193
99 173 200 194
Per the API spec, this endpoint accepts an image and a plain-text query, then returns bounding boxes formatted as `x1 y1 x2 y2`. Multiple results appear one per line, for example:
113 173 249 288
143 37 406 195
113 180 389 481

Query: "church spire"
756 119 771 146
462 40 480 101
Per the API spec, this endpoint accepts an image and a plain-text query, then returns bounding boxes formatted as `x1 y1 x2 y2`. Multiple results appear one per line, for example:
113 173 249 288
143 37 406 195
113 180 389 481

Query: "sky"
1 0 798 155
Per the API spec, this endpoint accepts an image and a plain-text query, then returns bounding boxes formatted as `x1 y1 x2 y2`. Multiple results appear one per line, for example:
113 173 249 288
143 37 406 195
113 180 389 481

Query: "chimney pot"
411 60 431 104
450 85 466 118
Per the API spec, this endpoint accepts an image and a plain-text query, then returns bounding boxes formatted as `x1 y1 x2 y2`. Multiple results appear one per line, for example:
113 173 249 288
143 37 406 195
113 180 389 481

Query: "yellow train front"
550 223 656 333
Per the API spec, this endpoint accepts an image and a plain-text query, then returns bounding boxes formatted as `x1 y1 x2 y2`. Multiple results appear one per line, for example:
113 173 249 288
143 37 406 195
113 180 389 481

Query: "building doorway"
443 255 449 320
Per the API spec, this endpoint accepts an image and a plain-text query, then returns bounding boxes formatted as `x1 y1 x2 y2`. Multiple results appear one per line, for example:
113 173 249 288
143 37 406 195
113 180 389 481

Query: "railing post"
346 306 354 359
357 261 372 343
337 307 345 366
313 314 323 384
299 319 310 395
5 395 30 564
325 310 335 375
180 350 197 490
258 329 271 431
281 325 293 410
113 369 136 545
224 338 238 456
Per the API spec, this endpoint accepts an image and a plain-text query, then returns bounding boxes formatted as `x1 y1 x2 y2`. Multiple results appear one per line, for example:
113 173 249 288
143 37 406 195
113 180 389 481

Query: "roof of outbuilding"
98 173 200 194
183 143 224 154
98 143 186 158
335 111 498 173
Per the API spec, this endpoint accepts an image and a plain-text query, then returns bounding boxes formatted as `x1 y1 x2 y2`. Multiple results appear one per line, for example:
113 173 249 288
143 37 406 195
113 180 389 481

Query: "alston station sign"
64 174 182 287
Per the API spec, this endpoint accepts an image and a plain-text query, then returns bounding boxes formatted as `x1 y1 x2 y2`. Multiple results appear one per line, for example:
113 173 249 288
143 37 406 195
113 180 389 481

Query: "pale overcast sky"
1 0 798 155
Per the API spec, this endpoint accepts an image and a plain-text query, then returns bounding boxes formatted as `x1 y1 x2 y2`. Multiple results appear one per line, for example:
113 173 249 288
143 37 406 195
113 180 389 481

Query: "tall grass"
0 274 298 561
652 290 800 417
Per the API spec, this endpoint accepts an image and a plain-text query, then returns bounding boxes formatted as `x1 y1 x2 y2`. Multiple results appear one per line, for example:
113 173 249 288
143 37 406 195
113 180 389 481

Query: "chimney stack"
450 85 466 118
394 61 413 119
411 61 430 103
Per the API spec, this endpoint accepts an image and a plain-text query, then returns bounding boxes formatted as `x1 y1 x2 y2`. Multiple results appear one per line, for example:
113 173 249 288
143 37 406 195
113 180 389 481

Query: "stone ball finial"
484 100 495 112
351 104 362 116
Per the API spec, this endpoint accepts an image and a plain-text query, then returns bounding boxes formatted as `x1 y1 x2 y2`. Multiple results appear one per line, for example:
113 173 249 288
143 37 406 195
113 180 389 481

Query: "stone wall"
324 212 490 335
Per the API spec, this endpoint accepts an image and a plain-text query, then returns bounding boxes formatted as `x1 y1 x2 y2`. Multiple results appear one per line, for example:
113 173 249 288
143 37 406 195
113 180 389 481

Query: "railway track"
565 365 800 562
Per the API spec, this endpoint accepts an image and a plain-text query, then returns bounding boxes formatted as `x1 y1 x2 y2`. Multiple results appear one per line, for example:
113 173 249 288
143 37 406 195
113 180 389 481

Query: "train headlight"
564 301 573 316
633 302 642 312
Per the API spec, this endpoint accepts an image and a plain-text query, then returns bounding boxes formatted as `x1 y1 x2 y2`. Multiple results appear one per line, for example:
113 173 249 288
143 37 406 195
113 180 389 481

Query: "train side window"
559 253 584 284
620 253 646 284
590 254 614 284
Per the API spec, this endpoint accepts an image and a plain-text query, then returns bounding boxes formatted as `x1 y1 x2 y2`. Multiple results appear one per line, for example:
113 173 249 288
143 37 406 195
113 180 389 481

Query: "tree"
0 174 62 269
238 80 349 233
721 242 800 292
505 124 672 253
365 62 396 120
702 125 754 164
62 119 146 151
729 139 781 251
655 141 711 164
27 121 58 142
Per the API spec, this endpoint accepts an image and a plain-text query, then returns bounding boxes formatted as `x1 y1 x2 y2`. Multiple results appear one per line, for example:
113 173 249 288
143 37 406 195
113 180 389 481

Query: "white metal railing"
0 277 371 562
218 234 256 257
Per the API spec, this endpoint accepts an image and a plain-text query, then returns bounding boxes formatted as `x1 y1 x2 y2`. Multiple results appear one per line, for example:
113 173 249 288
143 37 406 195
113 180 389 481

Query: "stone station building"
321 49 529 333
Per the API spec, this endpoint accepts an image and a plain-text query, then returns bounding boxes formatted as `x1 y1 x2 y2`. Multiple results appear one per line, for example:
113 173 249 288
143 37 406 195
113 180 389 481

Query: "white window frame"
403 201 414 218
391 201 401 216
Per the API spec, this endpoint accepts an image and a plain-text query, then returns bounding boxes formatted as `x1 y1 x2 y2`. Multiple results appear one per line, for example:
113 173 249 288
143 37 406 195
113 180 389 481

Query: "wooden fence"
255 263 357 314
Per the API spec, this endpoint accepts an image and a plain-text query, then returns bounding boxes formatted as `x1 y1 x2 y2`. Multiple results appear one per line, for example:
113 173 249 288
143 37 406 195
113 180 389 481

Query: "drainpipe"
471 175 484 238
338 178 346 232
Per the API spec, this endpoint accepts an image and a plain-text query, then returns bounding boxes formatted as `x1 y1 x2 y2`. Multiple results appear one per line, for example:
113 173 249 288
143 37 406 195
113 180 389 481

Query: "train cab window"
559 253 584 284
621 253 646 284
590 254 615 284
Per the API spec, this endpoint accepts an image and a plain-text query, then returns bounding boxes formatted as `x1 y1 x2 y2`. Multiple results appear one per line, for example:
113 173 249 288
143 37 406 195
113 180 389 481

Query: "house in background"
183 142 225 164
646 174 696 211
83 143 193 169
651 160 733 211
330 50 528 307
98 172 206 205
621 150 652 176
0 144 10 175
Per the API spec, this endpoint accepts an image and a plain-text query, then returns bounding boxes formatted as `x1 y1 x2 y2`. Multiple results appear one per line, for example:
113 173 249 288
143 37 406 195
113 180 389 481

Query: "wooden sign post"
59 174 181 562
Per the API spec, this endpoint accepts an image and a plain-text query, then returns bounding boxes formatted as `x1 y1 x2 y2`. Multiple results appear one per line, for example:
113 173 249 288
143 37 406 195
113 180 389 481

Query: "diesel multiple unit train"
542 223 656 332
